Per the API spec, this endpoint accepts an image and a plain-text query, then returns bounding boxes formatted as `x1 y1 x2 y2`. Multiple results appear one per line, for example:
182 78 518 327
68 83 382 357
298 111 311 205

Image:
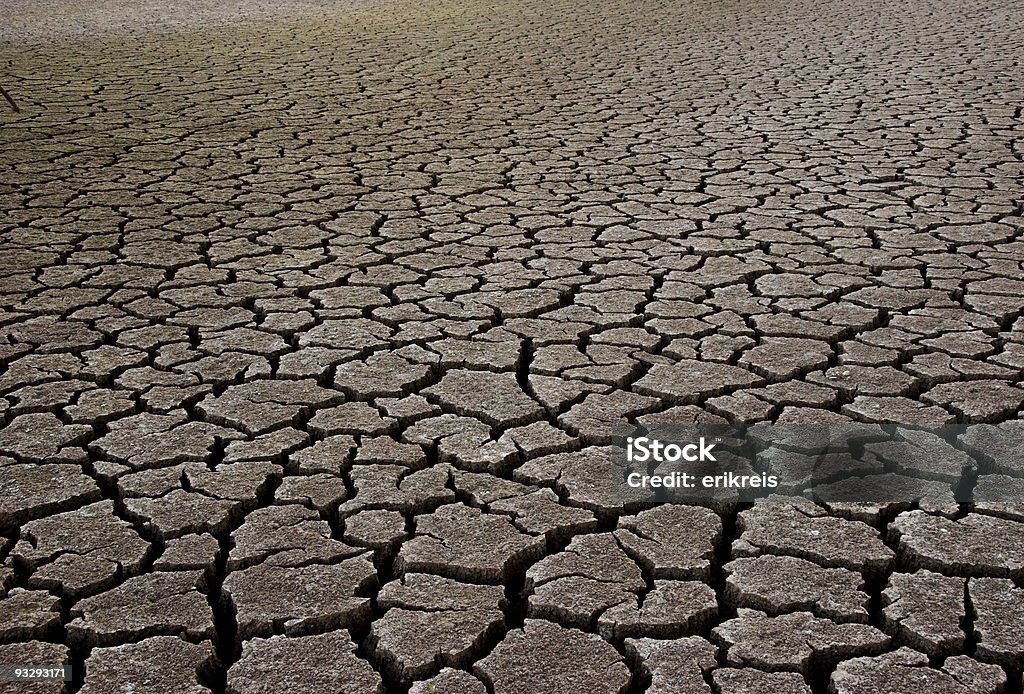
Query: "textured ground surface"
1 0 1023 691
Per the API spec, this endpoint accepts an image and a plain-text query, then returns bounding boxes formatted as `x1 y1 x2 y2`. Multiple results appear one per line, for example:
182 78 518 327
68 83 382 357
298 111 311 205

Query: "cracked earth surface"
1 0 1023 691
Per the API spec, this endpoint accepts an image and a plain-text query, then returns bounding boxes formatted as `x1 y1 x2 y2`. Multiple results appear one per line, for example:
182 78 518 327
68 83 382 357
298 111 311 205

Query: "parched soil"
1 0 1023 691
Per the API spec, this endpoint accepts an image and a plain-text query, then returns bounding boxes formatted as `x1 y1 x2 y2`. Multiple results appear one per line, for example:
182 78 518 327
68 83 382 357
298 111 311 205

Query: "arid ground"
1 0 1023 691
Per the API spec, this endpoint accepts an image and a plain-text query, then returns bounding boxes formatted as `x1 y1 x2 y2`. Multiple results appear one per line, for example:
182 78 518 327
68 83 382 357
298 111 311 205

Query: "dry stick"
0 86 20 112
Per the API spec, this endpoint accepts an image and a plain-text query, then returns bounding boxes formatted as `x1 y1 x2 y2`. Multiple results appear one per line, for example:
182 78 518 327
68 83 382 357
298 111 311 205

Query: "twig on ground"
0 85 21 112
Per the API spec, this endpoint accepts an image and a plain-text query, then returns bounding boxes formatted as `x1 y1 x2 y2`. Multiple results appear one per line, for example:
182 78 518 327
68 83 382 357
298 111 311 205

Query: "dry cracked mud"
1 0 1023 691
